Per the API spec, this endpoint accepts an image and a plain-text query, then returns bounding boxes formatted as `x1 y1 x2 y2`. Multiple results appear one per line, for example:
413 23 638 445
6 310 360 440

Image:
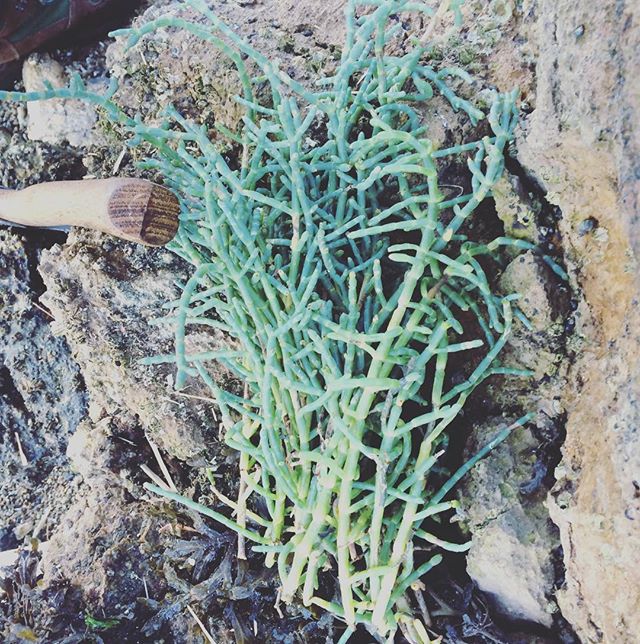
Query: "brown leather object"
0 0 114 65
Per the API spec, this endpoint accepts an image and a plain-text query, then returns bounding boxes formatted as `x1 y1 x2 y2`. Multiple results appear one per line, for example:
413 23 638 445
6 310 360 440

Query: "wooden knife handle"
0 178 180 246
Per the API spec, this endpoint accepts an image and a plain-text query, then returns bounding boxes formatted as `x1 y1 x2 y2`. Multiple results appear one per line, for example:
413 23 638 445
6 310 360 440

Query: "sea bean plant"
0 0 555 641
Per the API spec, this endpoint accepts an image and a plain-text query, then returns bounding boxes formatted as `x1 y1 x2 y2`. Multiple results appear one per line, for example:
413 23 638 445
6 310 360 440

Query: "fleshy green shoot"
0 0 554 641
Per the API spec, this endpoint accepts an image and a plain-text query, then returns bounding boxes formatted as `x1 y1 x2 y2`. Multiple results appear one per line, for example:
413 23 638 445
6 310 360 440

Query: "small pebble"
578 217 598 236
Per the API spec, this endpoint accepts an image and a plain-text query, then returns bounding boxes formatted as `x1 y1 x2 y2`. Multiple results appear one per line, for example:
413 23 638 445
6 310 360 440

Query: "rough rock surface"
0 230 86 549
514 1 640 641
39 229 228 462
460 249 570 632
40 485 171 626
499 251 567 381
0 99 84 189
22 54 106 148
105 0 347 134
452 0 640 639
461 418 559 627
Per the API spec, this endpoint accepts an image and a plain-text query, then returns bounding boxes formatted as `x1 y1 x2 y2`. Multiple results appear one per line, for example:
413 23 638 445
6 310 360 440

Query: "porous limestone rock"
39 229 233 463
22 54 106 148
105 0 348 136
492 173 538 242
461 418 559 627
515 0 640 641
498 251 566 381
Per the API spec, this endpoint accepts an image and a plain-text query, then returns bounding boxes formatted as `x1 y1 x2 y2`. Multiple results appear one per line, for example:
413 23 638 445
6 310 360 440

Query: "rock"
0 230 86 546
105 0 346 135
500 251 556 333
0 100 85 190
514 0 640 641
483 251 569 426
497 251 567 380
38 229 233 462
493 173 538 242
22 54 107 148
460 417 559 627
